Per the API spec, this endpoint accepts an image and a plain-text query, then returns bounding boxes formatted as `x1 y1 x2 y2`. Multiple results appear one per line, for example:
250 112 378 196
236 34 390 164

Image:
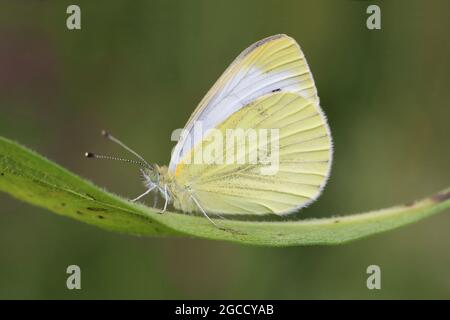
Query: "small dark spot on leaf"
277 233 284 236
76 211 83 215
0 172 4 176
272 88 281 92
98 215 104 219
86 207 107 212
220 227 247 236
61 203 66 207
405 201 415 207
432 191 450 203
85 193 96 200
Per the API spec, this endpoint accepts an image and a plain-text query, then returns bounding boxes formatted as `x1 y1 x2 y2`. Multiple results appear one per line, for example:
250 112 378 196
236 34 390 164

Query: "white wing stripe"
169 35 321 172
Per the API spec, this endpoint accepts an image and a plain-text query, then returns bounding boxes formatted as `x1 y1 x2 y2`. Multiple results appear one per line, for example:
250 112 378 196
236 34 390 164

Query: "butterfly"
86 34 333 226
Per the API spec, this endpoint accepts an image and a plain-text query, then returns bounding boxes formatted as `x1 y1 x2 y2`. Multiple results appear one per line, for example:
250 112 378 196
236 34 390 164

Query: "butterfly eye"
144 169 159 184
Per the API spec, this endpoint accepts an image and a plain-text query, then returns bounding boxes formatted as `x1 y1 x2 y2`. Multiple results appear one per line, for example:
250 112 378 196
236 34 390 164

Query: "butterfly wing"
170 35 332 215
169 34 320 173
174 92 332 215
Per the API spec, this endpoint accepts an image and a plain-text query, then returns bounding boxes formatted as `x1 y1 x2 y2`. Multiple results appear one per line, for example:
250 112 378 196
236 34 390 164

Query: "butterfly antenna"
100 130 152 169
84 152 148 168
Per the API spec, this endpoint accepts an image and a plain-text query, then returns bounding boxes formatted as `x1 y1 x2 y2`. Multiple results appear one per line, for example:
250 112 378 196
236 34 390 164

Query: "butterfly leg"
190 195 218 227
152 191 158 208
131 186 155 202
161 184 169 213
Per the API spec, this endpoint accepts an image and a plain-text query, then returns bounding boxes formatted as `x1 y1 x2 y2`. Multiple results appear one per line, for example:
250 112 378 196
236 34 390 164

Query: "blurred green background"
1 0 449 299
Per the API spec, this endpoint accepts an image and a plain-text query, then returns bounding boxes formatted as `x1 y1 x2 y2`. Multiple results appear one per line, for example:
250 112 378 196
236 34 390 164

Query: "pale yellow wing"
169 34 319 172
174 92 332 215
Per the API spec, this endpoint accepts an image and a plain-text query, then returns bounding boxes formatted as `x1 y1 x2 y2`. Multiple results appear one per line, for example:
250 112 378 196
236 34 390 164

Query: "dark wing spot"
271 88 281 92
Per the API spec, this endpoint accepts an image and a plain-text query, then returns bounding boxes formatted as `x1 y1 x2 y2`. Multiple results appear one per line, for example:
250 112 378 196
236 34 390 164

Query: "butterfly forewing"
169 34 320 173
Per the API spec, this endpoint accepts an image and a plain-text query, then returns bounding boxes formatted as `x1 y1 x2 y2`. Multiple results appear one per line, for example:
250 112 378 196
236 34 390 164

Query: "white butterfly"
87 34 332 226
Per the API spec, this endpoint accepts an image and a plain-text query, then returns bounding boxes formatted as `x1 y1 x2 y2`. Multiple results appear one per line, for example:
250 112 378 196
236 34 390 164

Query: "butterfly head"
141 165 160 188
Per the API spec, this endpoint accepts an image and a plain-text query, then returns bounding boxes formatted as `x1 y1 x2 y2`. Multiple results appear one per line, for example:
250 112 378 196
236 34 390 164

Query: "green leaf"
1 136 449 246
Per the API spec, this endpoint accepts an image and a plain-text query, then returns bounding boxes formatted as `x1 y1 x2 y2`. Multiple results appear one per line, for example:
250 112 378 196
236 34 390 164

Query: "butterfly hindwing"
174 92 332 215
